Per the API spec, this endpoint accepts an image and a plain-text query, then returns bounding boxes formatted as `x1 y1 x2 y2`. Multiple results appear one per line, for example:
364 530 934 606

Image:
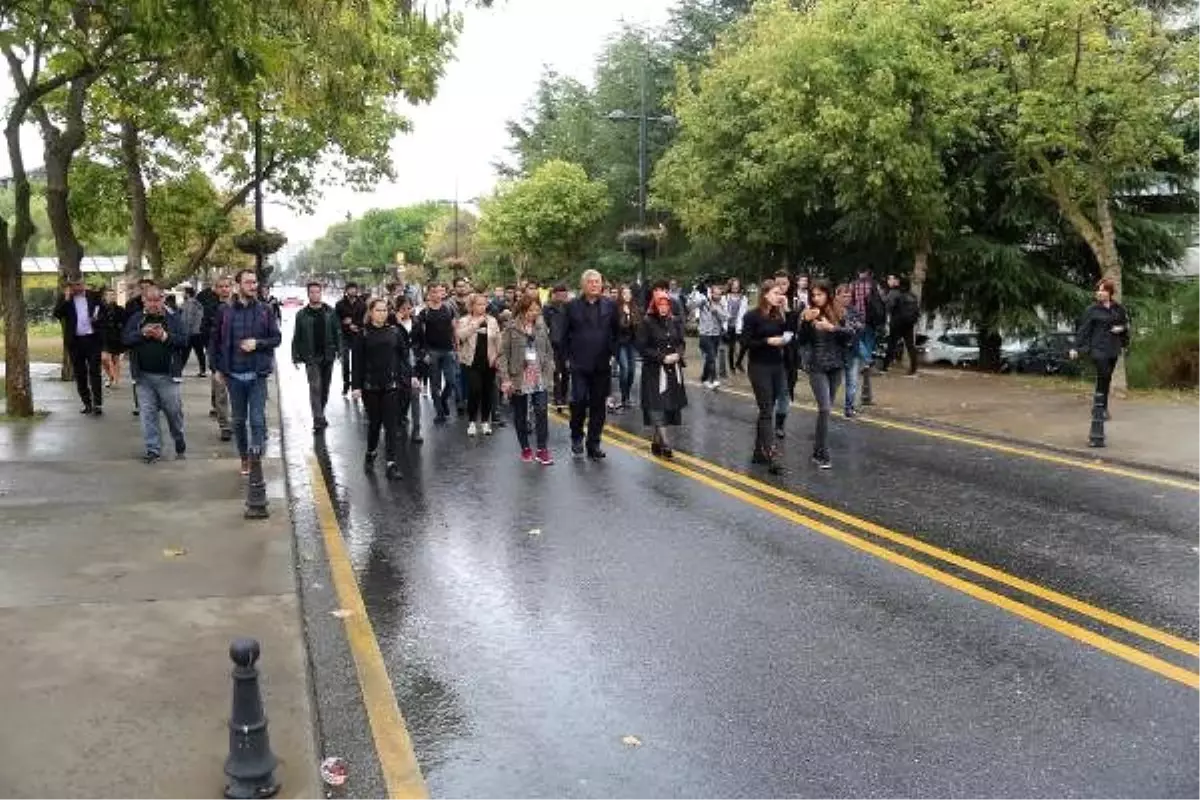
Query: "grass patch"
0 321 65 364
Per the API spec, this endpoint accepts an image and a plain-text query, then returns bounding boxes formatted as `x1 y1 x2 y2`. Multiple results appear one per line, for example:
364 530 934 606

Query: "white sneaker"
467 422 478 436
711 380 722 390
482 422 493 435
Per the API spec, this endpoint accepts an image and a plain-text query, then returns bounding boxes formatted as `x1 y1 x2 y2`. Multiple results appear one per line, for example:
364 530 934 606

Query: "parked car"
871 333 928 369
1000 332 1081 376
922 331 980 366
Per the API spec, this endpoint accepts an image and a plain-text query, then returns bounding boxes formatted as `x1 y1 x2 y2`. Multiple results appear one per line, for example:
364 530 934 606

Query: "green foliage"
1125 282 1199 389
342 203 446 277
478 160 609 283
423 207 480 269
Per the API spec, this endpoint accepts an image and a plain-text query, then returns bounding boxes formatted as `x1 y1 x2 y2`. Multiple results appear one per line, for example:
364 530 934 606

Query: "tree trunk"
1094 188 1127 392
1 121 38 417
977 315 1003 372
121 118 148 283
146 225 165 281
910 235 931 302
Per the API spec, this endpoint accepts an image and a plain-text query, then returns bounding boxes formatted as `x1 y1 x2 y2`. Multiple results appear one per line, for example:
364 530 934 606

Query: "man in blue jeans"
122 284 191 463
211 269 282 475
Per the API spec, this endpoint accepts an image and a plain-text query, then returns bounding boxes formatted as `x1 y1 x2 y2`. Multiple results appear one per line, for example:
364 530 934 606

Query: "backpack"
866 289 887 328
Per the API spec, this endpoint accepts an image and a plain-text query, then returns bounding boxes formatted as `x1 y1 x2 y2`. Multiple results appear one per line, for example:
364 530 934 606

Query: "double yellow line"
597 423 1200 689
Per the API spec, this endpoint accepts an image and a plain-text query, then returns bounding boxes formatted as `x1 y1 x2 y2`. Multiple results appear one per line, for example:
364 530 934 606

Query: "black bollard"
244 452 270 519
1088 390 1106 448
224 638 280 799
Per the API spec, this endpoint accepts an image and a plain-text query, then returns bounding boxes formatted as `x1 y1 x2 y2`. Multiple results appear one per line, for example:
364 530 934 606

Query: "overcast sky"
2 0 677 258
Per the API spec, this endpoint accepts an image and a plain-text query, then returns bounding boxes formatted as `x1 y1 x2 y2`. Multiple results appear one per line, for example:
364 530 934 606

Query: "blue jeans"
427 349 457 417
616 343 637 404
699 334 721 383
844 354 864 410
226 374 269 457
136 372 185 456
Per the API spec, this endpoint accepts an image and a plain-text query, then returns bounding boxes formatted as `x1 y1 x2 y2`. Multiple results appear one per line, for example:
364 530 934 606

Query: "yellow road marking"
601 423 1200 659
712 384 1198 492
589 429 1199 689
308 455 429 799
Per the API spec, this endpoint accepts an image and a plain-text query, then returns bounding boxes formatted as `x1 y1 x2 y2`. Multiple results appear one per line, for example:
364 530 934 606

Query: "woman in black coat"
96 288 127 388
1070 277 1130 420
636 284 688 458
351 298 412 480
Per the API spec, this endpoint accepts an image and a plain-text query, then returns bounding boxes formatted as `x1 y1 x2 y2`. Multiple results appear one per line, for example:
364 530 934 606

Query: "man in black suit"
54 277 104 415
563 269 621 459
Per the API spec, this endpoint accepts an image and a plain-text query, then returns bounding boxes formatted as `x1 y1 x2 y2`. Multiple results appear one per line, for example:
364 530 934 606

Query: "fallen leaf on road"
330 609 354 619
527 528 542 537
319 756 349 787
162 547 187 558
621 735 642 747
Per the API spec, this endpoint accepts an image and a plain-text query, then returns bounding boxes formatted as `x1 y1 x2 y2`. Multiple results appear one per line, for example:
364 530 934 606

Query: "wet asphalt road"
277 331 1199 798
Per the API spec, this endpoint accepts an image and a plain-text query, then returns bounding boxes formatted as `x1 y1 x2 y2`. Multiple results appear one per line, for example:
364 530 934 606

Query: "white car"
922 331 980 366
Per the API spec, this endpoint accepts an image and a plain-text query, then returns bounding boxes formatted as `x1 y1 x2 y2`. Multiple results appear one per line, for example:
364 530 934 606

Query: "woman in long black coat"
636 284 688 458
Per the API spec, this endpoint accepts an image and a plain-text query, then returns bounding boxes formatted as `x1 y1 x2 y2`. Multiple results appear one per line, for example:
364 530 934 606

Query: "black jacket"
741 309 788 366
395 316 428 381
1074 302 1130 360
798 314 853 373
563 295 619 372
334 296 367 338
543 302 568 350
291 303 342 364
636 312 688 418
351 323 413 392
54 290 102 346
616 304 640 346
96 301 128 352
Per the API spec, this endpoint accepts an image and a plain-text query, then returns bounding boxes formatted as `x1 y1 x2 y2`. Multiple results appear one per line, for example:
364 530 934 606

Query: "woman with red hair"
1070 278 1130 421
636 282 689 458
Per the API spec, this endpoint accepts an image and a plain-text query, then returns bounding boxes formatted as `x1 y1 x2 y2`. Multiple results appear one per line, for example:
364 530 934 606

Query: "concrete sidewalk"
0 364 320 798
685 349 1199 478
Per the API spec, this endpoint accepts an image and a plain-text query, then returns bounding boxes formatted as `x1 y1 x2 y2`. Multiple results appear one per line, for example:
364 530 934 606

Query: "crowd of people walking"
56 263 1128 478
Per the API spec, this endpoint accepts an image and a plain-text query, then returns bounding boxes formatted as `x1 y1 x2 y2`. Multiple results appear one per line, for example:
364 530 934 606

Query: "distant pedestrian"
725 278 748 375
563 269 620 460
97 288 127 389
690 281 729 390
883 276 920 375
352 299 410 480
497 295 555 464
543 284 571 410
55 278 105 416
741 279 791 475
798 280 853 469
1070 277 1130 420
334 283 366 395
849 268 884 406
122 284 189 464
416 282 457 423
456 293 501 436
179 286 207 376
205 276 234 441
614 285 641 409
637 283 688 458
393 296 426 444
838 282 869 417
211 269 282 476
291 281 341 433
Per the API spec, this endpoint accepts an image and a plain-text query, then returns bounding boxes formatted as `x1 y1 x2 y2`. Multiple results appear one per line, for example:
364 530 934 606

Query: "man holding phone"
122 284 190 463
211 269 282 475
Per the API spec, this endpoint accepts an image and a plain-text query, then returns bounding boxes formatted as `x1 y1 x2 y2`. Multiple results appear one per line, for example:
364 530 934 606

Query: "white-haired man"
562 269 620 459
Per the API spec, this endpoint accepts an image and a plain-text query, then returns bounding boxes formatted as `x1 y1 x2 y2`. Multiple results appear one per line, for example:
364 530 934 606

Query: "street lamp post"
603 62 674 284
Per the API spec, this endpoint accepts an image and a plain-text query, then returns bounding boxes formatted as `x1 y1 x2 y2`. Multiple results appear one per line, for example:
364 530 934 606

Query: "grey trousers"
305 359 334 423
210 371 230 433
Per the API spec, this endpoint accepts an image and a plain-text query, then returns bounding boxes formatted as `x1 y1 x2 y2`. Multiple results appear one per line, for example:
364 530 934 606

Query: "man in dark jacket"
211 269 282 474
883 277 920 375
563 269 620 459
122 284 190 463
292 281 341 433
543 284 571 409
334 283 366 395
54 278 105 415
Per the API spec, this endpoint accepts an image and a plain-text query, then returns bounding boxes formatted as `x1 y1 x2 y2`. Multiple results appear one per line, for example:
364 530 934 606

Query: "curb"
861 405 1200 483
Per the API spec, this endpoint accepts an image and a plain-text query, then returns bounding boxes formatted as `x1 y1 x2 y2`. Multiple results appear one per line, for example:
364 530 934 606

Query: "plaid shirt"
850 277 878 317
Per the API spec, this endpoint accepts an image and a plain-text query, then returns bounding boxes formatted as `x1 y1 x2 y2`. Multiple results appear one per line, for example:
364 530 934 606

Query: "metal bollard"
1088 390 1106 448
224 638 280 799
244 452 270 519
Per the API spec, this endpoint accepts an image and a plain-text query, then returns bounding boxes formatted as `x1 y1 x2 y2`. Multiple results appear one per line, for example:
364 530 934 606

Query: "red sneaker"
520 447 534 463
535 448 554 466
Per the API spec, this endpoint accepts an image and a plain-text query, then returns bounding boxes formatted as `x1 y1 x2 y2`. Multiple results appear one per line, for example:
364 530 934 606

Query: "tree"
954 0 1199 303
423 206 480 271
342 203 446 281
478 160 609 283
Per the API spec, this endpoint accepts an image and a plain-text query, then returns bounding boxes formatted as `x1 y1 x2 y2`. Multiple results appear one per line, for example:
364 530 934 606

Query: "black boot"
774 413 787 439
385 461 401 480
364 450 376 471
